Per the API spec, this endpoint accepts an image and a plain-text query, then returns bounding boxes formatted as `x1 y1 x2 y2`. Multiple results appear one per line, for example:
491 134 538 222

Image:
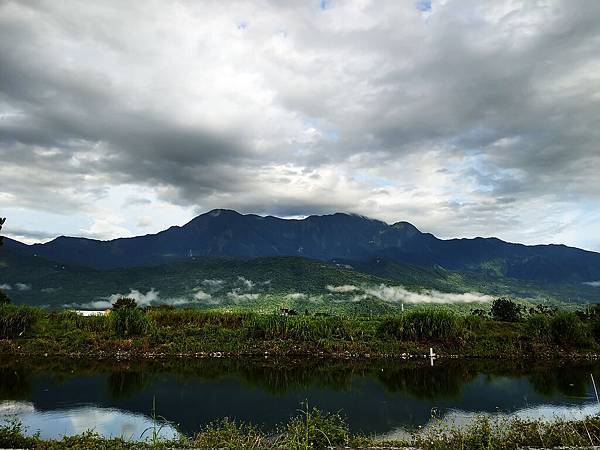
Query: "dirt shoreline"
2 348 599 361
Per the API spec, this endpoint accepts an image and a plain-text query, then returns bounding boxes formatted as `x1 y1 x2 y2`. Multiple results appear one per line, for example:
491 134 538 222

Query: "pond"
0 357 599 441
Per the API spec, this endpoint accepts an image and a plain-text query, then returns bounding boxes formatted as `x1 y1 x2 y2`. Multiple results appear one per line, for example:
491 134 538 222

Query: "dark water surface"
1 357 599 440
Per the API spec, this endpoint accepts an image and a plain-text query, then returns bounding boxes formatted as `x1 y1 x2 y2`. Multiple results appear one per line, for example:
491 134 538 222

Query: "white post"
429 347 435 367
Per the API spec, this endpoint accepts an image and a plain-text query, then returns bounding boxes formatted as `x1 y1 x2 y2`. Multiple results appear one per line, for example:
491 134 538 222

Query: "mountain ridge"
3 209 600 284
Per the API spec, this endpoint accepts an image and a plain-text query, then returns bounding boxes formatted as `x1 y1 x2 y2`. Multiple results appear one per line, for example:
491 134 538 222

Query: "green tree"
491 297 522 322
111 297 137 310
0 289 11 305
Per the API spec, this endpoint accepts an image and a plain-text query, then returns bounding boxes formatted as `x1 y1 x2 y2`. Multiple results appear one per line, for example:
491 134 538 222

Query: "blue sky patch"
416 0 432 12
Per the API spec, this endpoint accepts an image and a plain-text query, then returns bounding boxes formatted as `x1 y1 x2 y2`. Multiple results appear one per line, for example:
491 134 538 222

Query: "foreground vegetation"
2 297 600 358
4 407 600 449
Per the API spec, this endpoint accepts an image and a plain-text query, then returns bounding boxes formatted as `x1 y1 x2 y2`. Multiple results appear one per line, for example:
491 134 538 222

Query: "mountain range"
4 209 600 284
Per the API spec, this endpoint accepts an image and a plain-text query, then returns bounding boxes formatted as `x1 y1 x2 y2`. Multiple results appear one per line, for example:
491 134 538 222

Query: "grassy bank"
3 407 600 449
2 302 600 358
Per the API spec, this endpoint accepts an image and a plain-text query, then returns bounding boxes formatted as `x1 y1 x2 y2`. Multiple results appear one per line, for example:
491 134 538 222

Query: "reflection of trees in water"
0 367 30 399
463 360 597 399
236 360 358 394
155 358 359 394
375 362 477 400
107 370 152 399
528 365 597 398
1 357 599 402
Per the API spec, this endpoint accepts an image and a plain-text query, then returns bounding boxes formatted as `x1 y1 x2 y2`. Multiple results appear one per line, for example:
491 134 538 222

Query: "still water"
1 357 599 440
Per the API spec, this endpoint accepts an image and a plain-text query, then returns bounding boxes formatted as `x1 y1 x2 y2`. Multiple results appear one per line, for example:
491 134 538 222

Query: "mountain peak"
205 209 241 217
392 221 421 235
185 209 242 225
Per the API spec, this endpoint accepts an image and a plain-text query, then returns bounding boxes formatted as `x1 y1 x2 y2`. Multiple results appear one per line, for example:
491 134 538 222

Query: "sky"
1 0 599 250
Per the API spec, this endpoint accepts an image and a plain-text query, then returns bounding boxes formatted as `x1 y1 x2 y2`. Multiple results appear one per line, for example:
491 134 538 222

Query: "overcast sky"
1 0 599 250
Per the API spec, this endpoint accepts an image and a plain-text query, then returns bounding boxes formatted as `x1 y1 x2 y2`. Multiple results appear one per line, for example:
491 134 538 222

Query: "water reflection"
379 403 600 441
0 401 178 440
0 357 599 438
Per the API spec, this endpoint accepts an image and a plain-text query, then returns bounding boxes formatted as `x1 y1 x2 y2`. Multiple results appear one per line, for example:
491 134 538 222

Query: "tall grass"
147 309 251 329
377 309 464 341
55 310 109 333
193 418 266 449
284 404 349 449
246 314 350 341
412 415 600 450
0 305 38 338
4 409 600 449
110 308 150 337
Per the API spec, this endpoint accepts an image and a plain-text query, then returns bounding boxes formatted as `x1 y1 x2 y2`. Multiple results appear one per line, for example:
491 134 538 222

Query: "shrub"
525 314 551 342
491 297 522 322
528 304 555 316
0 305 38 338
110 307 150 337
470 308 487 318
550 312 587 345
193 418 265 449
0 289 10 305
377 309 463 341
285 405 348 449
0 419 37 449
112 297 138 310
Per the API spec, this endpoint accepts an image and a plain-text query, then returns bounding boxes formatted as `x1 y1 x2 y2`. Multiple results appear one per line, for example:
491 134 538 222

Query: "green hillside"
0 249 598 312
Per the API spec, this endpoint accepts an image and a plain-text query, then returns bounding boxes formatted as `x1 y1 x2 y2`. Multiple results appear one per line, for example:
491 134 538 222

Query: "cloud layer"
1 0 600 250
363 285 494 304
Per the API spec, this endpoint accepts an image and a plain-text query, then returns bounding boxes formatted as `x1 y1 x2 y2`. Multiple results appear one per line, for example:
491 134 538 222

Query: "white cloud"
285 292 307 300
584 281 600 288
237 276 255 290
0 283 12 290
193 290 212 301
15 283 31 291
326 284 359 293
202 279 224 289
227 290 259 302
364 285 494 304
75 288 188 309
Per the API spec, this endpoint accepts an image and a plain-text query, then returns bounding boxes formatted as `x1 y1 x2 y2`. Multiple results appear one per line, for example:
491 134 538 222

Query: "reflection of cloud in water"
0 400 35 414
377 401 600 441
0 401 178 441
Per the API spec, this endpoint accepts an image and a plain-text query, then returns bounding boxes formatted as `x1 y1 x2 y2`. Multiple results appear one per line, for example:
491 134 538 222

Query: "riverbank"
3 408 600 449
1 305 599 359
2 356 600 449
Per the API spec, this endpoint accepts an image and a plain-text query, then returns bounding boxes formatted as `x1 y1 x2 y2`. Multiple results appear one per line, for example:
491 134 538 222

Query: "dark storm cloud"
1 0 599 247
2 227 57 241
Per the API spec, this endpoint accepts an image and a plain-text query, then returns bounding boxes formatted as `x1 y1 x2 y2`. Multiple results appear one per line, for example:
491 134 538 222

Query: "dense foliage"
490 297 523 322
112 297 138 310
1 303 600 357
3 246 600 310
110 307 150 338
